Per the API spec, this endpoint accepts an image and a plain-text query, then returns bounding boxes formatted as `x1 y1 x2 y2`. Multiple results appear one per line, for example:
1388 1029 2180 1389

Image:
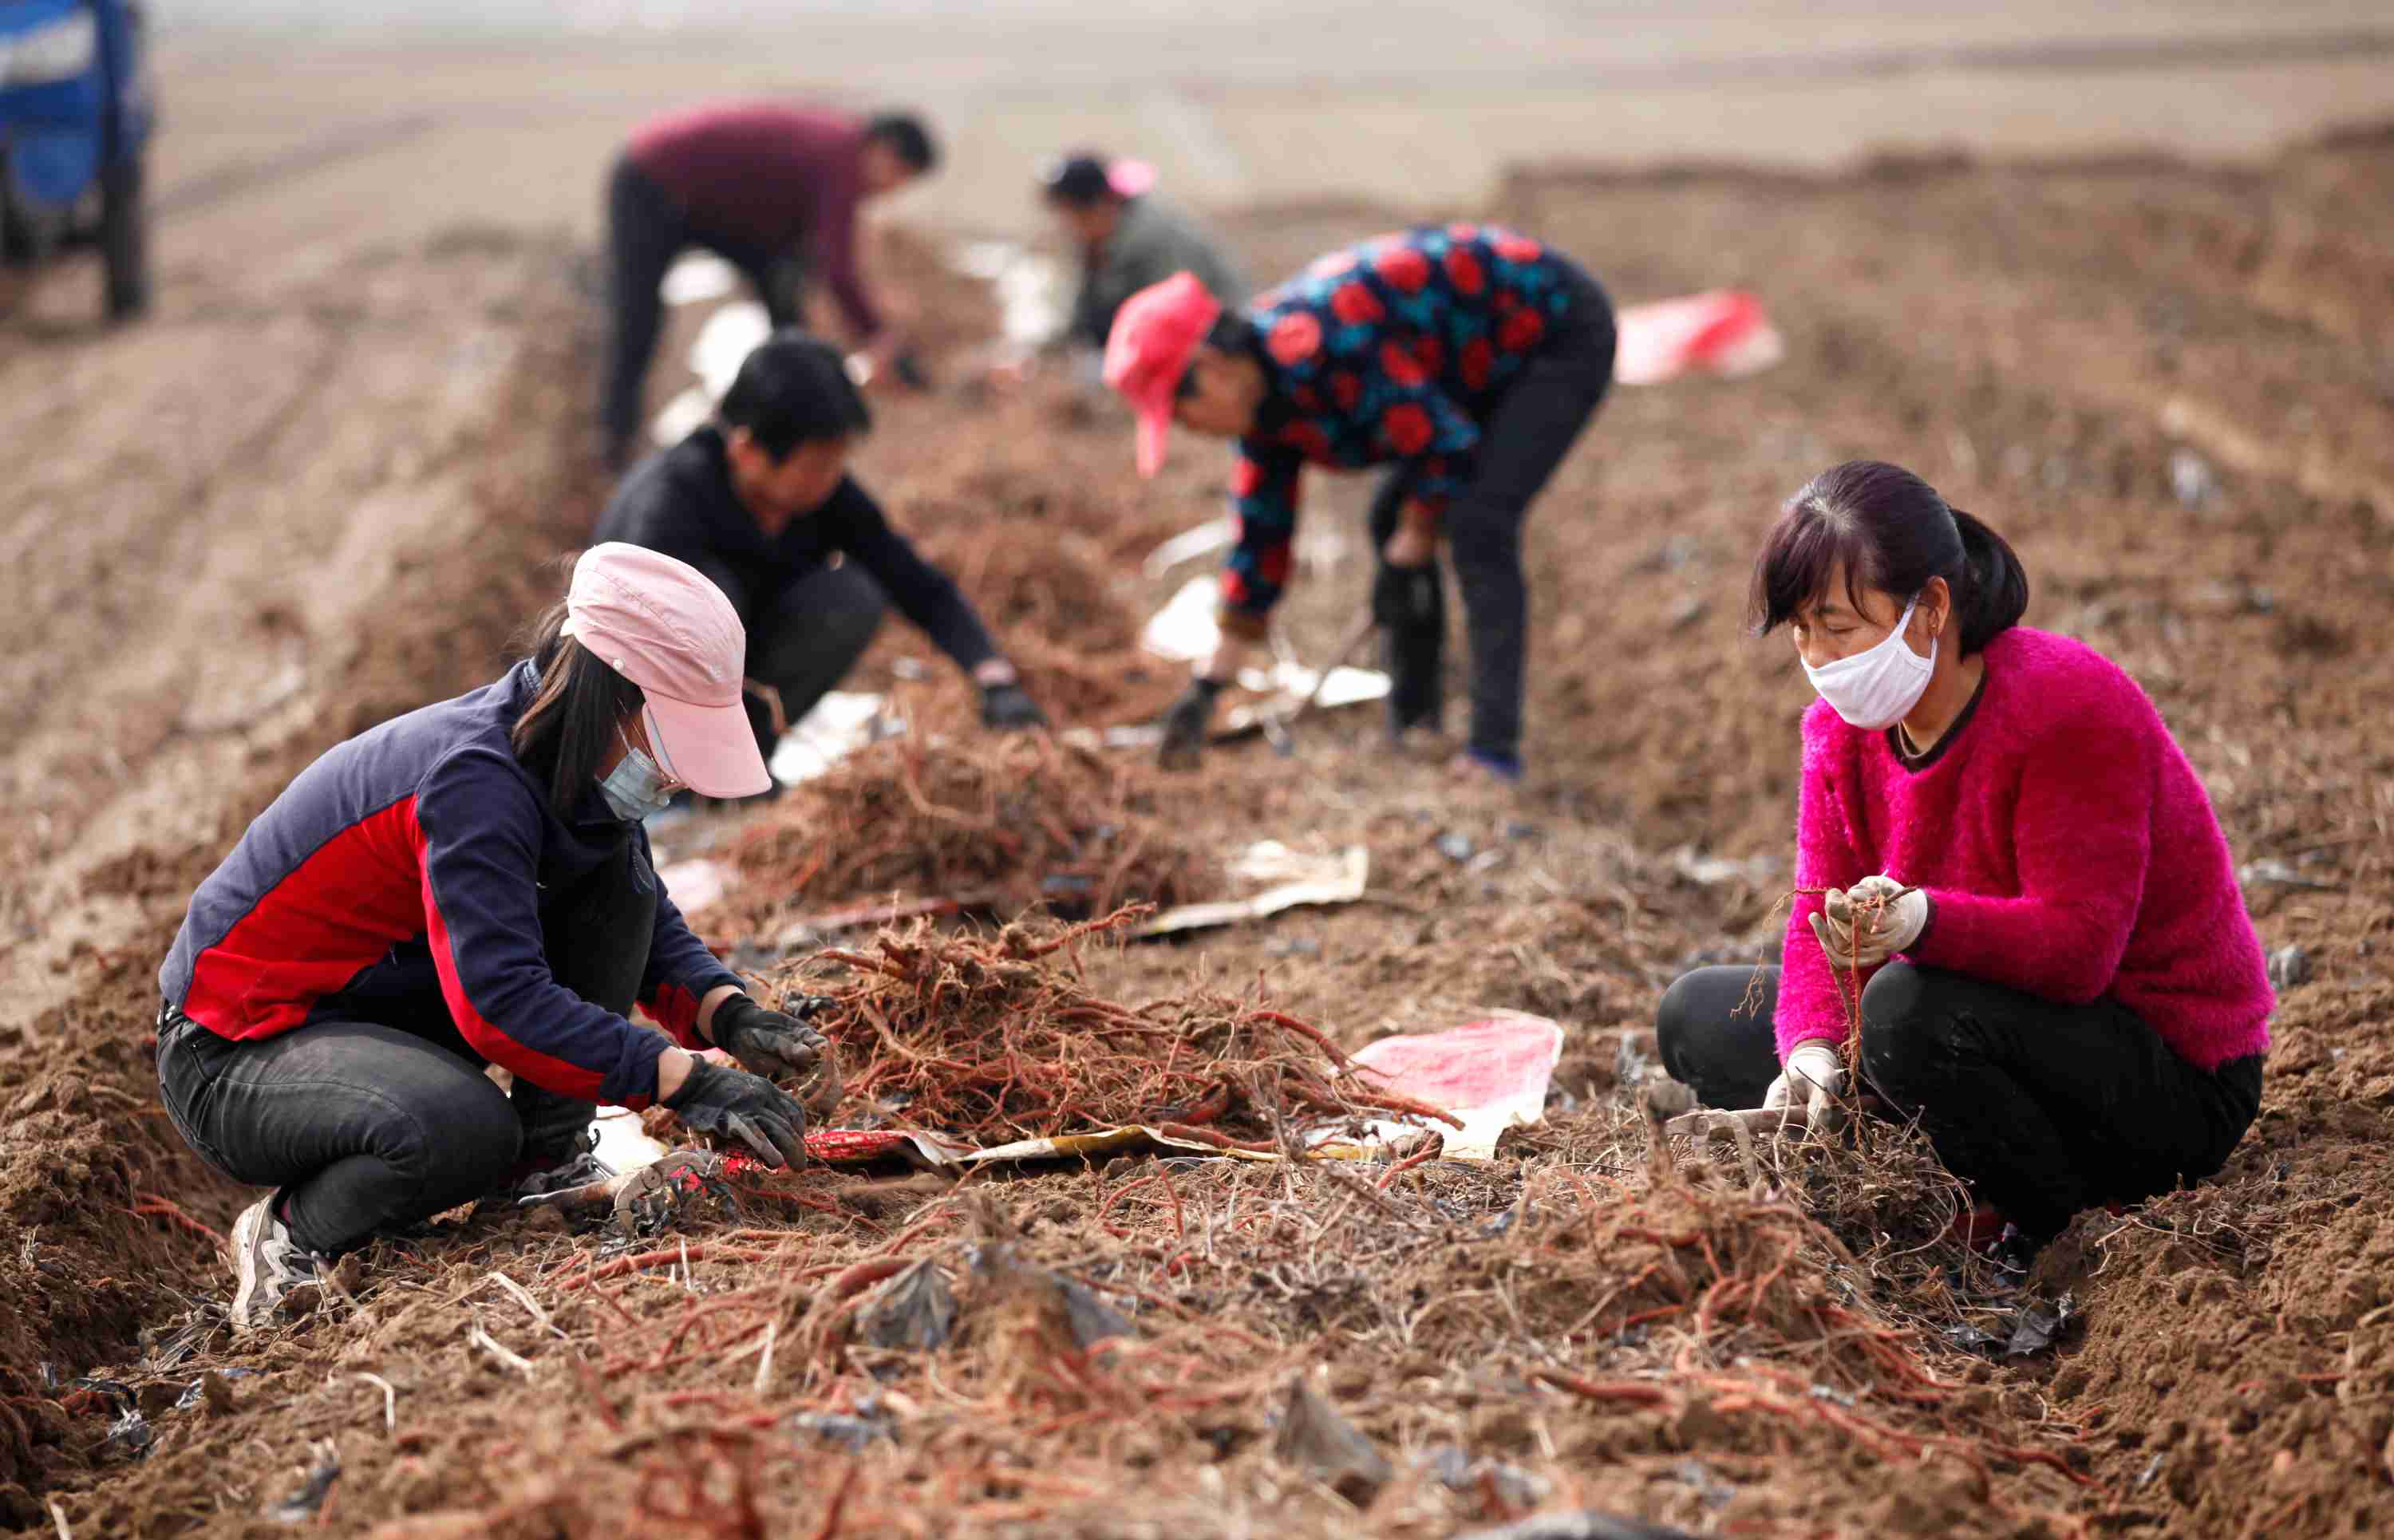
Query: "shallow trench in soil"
3 132 2392 1537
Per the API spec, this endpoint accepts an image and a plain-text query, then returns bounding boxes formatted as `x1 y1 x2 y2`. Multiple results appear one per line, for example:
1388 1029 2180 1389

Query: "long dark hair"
509 601 644 813
1750 460 2030 654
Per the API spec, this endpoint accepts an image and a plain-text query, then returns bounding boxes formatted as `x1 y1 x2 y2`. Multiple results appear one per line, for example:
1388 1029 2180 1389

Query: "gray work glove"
1809 875 1930 970
662 1058 808 1169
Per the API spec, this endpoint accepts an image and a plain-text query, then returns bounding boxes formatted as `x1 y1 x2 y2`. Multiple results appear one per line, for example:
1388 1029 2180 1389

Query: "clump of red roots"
707 736 1217 937
911 519 1187 729
771 906 1460 1145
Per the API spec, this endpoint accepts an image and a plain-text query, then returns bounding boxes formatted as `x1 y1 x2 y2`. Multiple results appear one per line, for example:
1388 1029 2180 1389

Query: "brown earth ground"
4 126 2393 1537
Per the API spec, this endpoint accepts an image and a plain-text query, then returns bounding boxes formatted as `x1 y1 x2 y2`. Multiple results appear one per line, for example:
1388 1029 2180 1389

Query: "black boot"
1373 562 1445 738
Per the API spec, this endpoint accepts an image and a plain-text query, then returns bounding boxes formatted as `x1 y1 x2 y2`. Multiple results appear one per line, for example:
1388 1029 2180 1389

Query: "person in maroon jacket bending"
157 545 828 1330
600 103 938 469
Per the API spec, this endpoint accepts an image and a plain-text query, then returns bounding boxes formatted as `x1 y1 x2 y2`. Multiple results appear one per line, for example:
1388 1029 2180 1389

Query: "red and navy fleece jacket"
1223 223 1587 617
159 663 742 1109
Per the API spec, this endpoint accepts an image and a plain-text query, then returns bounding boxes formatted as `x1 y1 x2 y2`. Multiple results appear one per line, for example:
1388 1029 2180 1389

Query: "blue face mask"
596 723 678 821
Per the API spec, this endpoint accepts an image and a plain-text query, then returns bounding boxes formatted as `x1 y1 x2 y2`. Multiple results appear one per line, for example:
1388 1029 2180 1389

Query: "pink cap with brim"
559 543 772 799
1102 270 1222 479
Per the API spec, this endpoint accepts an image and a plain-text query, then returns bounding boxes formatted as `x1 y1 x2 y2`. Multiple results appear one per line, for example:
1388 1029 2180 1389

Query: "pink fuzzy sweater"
1779 627 2273 1071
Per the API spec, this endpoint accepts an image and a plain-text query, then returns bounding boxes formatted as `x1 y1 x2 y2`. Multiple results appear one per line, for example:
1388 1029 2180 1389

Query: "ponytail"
1753 461 2031 657
1949 508 2029 654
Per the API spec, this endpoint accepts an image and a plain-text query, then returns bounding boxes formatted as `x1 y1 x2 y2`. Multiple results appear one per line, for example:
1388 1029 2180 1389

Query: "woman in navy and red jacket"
158 544 824 1330
1103 225 1616 781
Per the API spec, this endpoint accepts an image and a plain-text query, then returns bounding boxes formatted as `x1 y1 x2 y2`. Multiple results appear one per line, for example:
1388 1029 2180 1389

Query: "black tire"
101 153 148 322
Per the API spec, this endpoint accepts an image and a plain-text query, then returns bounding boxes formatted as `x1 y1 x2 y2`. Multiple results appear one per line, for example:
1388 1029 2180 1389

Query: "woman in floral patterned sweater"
1104 224 1616 781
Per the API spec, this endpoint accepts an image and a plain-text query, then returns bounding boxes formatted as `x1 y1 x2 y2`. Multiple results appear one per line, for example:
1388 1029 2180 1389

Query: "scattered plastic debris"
1670 845 1780 887
1058 1277 1135 1351
859 1260 956 1352
948 238 1069 349
1140 574 1226 661
2238 859 2339 892
1946 1293 2079 1360
1671 1458 1737 1510
2269 944 2313 991
1452 1510 1700 1540
2004 1293 2076 1357
268 1441 342 1525
789 1409 896 1453
766 689 901 786
659 253 739 306
1130 842 1369 938
1612 290 1783 386
1143 516 1239 579
2167 447 2217 509
1421 1443 1549 1510
1274 1375 1391 1506
1349 1015 1564 1161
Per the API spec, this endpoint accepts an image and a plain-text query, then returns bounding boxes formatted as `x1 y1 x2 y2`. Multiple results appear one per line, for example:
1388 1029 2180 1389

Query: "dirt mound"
16 125 2394 1538
848 373 1207 736
0 233 612 1518
700 736 1219 940
28 1103 2085 1539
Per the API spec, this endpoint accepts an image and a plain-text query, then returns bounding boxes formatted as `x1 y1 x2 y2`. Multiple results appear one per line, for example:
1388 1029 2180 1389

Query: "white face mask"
1803 594 1936 730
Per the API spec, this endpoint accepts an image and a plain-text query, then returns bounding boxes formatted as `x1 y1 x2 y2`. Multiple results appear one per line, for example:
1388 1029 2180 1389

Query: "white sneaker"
227 1194 325 1333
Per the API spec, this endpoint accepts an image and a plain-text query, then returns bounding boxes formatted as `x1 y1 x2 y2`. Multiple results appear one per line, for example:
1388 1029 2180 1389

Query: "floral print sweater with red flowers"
1219 223 1582 616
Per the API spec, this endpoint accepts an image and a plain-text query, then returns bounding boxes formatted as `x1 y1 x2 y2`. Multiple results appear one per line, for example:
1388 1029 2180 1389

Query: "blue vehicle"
1 0 151 320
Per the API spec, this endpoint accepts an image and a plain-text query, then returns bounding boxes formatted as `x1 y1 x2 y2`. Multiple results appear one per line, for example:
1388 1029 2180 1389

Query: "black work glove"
662 1057 809 1169
709 994 829 1080
980 680 1048 732
1372 561 1441 630
1158 677 1223 770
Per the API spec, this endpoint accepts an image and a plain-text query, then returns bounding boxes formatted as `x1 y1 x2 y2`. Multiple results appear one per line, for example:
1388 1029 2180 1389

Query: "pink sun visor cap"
1103 270 1221 478
559 543 772 799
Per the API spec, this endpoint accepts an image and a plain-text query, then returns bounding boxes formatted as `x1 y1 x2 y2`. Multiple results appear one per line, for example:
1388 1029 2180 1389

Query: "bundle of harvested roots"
913 520 1187 729
708 736 1217 934
767 906 1460 1144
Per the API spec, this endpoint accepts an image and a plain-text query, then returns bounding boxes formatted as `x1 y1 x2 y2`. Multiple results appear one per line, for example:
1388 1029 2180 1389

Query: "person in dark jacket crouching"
157 543 824 1330
595 330 1045 776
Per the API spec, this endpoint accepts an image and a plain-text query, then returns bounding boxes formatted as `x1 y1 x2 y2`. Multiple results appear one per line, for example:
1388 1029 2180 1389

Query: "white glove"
1808 874 1928 970
1762 1041 1847 1130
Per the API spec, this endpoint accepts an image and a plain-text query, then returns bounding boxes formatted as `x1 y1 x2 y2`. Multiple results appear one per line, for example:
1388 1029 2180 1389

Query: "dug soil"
5 130 2392 1536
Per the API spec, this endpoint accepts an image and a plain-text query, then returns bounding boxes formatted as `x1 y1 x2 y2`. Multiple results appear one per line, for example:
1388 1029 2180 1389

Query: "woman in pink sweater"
1657 460 2271 1254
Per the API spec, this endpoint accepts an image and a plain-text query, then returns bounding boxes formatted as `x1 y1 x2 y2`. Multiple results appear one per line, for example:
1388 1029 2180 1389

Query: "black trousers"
600 155 807 468
735 559 889 763
156 839 660 1257
1655 962 2264 1242
1368 263 1616 763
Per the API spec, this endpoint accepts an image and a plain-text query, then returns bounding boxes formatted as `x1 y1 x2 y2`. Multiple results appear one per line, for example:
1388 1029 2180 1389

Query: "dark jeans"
600 155 808 468
1656 962 2264 1242
156 837 660 1257
737 559 888 762
1369 263 1616 762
